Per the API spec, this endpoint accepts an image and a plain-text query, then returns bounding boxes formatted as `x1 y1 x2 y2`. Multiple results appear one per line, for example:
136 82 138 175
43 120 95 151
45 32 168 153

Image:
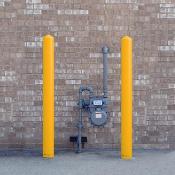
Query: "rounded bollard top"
122 36 132 41
43 34 54 40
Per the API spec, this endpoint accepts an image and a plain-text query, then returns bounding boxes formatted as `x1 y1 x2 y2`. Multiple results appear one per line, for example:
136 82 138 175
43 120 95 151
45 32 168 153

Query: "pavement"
0 150 174 175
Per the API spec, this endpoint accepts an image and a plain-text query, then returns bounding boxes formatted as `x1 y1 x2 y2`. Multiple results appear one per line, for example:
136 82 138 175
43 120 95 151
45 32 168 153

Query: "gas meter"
70 46 110 153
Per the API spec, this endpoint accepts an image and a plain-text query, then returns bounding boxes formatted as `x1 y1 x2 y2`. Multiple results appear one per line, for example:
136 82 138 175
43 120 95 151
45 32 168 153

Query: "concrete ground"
0 150 174 175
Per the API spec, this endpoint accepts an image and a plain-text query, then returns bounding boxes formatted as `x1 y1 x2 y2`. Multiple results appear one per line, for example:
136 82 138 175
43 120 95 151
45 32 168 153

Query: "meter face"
93 100 103 106
95 112 102 118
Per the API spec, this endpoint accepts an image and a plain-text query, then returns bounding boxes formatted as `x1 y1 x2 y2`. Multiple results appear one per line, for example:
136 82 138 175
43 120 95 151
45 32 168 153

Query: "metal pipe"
102 46 109 98
77 90 83 153
77 86 93 153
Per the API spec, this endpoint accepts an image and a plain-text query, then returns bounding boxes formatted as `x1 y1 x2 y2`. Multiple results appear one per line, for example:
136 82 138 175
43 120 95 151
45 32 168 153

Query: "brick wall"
0 0 175 150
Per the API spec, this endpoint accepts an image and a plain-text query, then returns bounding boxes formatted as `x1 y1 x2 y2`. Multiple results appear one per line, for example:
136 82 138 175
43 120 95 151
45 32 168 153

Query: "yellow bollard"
121 36 133 160
43 35 55 158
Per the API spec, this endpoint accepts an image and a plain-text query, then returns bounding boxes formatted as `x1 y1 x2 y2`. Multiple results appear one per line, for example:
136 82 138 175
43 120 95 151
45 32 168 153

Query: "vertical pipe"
102 46 109 98
77 90 82 153
43 35 54 158
121 36 133 160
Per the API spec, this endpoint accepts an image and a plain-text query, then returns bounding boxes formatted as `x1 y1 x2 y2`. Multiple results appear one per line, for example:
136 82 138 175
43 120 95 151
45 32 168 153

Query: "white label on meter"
96 112 102 118
93 100 102 106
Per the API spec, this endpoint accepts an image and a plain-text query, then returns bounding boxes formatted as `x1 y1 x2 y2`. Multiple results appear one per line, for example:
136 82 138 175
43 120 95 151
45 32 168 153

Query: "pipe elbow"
79 86 93 96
